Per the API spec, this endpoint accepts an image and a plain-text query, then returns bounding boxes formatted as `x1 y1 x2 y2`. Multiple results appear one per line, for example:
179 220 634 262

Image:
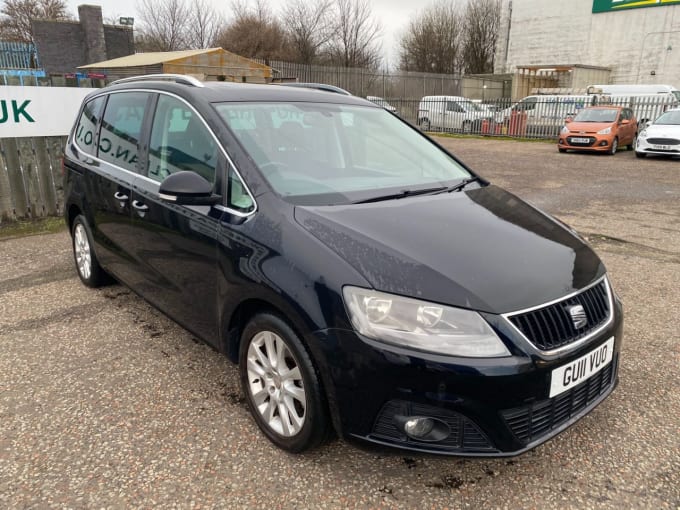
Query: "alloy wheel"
246 330 307 437
74 223 92 280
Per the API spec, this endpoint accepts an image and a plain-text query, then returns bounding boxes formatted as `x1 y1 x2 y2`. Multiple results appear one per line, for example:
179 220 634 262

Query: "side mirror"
565 117 572 124
159 171 221 206
621 119 630 125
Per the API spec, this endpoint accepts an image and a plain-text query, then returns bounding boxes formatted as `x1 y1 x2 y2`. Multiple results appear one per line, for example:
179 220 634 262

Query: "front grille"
370 400 494 452
502 358 615 444
566 136 596 146
646 137 680 145
506 279 611 351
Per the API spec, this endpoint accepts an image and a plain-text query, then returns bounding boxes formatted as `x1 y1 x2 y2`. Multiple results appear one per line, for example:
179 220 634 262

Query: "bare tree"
136 0 190 52
325 0 382 68
462 0 500 74
399 1 463 74
187 0 224 49
0 0 69 43
215 0 291 61
281 0 333 64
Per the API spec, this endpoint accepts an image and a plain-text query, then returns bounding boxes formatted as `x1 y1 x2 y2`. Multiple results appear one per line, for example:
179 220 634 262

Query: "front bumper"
312 298 623 457
636 137 680 156
558 134 615 152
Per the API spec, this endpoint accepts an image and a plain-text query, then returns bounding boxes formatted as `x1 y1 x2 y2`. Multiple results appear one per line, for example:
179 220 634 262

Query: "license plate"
653 144 672 151
549 338 614 398
571 137 590 144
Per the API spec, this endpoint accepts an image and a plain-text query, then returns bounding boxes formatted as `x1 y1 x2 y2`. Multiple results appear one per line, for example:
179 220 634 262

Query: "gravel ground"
0 137 678 509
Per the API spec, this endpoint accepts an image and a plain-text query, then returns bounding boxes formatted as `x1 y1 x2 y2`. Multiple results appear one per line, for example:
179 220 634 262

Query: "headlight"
561 126 570 134
639 129 647 139
342 287 511 357
597 127 612 135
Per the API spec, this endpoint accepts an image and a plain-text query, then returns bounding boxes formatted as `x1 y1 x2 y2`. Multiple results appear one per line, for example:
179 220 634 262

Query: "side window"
517 97 537 111
446 101 464 113
73 96 105 156
227 167 254 213
99 92 149 172
148 95 218 184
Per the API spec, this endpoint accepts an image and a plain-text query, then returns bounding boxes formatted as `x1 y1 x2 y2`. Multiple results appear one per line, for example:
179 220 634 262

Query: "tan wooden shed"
78 48 272 83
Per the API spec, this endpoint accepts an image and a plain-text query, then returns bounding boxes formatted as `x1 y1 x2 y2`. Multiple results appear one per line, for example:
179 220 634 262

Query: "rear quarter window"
73 96 106 156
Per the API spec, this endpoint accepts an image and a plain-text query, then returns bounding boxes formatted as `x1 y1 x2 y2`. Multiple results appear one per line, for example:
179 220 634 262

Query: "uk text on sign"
0 86 95 138
593 0 680 13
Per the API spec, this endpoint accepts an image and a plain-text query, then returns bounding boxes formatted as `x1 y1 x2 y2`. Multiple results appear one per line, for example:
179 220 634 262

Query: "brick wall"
31 5 134 75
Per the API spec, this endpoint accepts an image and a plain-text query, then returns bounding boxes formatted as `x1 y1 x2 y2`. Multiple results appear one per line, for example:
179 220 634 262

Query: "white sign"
0 86 96 138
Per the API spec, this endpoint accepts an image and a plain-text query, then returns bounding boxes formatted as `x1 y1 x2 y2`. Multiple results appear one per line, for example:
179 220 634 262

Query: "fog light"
404 417 435 438
600 140 608 146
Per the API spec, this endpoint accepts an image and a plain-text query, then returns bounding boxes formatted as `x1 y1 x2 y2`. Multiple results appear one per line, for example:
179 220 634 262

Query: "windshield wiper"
437 176 483 193
352 186 447 204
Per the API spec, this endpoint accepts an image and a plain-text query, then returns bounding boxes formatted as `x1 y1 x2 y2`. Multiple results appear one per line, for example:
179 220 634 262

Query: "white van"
418 96 491 132
588 84 680 98
500 95 597 135
587 84 680 125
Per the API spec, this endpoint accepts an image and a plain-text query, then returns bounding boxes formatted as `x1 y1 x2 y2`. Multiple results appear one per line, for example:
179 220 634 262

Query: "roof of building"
79 48 270 70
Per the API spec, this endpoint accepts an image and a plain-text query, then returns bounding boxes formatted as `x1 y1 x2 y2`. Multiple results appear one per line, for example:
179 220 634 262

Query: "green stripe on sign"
593 0 680 13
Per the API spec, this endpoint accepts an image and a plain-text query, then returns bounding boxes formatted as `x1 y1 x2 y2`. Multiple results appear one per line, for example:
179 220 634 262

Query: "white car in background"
635 108 680 158
366 96 397 112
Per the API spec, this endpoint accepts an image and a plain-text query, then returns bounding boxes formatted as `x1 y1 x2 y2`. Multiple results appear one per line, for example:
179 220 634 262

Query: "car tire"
462 120 472 134
419 118 431 131
628 134 636 151
608 137 618 155
71 215 107 288
635 151 646 158
239 313 329 453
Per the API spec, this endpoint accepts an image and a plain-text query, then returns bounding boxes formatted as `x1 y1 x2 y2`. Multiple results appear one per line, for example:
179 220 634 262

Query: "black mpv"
64 75 623 456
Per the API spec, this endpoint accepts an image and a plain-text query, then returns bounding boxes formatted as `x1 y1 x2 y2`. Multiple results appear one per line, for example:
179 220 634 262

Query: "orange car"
558 106 637 155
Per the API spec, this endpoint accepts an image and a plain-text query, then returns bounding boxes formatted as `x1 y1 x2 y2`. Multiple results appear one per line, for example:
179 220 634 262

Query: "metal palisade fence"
258 59 463 98
375 95 677 138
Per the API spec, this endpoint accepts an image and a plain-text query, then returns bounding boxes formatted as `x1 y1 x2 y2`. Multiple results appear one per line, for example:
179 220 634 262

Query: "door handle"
132 200 149 211
114 191 128 201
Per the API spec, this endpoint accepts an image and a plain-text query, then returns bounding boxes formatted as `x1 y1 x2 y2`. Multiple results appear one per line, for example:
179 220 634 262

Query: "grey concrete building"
496 0 680 87
32 4 134 75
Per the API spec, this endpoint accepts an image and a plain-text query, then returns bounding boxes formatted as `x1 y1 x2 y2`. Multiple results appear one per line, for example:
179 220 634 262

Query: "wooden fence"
0 79 94 223
0 136 66 222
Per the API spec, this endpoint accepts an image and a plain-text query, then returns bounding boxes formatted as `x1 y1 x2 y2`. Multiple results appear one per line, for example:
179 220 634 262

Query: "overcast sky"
65 0 441 65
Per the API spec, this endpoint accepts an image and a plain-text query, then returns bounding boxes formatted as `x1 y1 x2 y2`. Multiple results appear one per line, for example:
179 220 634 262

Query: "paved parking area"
1 138 678 509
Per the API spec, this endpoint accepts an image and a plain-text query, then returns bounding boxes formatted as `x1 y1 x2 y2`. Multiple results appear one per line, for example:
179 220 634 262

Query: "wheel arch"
221 294 344 437
67 203 82 233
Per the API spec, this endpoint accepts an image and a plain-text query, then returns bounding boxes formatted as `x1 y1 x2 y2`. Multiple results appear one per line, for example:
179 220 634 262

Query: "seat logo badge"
567 304 588 329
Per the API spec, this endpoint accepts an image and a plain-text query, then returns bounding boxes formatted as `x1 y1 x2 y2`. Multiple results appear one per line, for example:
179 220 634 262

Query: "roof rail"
278 82 352 96
110 74 204 88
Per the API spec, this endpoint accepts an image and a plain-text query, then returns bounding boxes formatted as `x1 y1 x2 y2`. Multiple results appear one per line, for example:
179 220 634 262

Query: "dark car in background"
64 74 623 456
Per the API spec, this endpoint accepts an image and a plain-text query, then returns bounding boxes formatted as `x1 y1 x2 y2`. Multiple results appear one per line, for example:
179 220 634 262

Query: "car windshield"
215 102 471 205
653 110 680 125
573 108 619 123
